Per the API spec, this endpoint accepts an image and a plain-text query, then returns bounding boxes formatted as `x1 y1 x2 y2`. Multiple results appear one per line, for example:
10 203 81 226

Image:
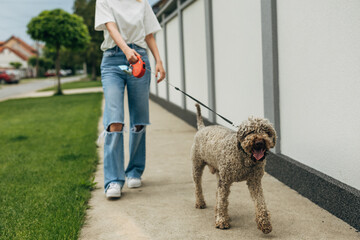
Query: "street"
0 75 85 102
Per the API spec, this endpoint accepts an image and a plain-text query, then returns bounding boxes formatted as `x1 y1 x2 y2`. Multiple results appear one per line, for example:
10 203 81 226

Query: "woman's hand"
145 34 166 83
105 23 139 64
124 48 139 64
155 61 166 83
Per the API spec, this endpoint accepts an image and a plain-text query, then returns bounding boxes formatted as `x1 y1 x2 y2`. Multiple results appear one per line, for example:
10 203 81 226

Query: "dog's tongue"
253 149 265 161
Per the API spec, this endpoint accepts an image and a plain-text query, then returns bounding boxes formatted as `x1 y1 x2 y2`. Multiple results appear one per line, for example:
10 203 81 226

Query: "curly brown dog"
191 104 276 233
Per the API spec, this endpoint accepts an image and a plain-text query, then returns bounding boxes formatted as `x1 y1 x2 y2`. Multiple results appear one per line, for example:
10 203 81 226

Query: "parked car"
61 69 72 76
44 69 56 77
45 69 72 77
0 70 21 84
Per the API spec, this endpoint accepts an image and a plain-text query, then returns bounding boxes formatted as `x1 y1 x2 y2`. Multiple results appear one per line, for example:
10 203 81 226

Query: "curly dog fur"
191 104 276 233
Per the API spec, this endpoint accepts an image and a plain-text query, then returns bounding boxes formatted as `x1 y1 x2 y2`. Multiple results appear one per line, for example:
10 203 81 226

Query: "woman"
95 0 165 198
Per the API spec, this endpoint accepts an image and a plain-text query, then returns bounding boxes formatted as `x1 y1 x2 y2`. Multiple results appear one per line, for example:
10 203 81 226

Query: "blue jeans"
100 44 151 191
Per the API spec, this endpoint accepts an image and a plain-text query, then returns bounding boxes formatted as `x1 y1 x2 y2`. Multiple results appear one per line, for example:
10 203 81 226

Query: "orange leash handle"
131 55 146 78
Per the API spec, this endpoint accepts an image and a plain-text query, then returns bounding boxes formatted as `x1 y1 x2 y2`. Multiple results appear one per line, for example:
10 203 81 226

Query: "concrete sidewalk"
11 87 103 99
0 86 103 103
79 96 359 240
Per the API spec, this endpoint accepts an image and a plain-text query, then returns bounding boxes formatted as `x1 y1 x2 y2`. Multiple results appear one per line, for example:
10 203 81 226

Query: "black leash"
163 78 238 128
142 67 238 128
123 55 238 127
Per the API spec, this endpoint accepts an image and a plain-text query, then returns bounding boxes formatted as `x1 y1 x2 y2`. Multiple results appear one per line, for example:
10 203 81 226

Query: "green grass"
0 93 103 239
39 77 102 92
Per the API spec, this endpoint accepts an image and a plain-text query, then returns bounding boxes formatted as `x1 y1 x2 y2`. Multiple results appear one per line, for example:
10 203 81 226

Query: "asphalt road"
0 75 85 102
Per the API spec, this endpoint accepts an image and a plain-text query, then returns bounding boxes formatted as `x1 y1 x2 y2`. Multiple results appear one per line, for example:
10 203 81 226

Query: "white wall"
166 16 183 108
277 0 360 190
212 0 264 128
182 0 209 117
0 48 28 69
156 30 167 99
153 0 360 190
148 49 157 95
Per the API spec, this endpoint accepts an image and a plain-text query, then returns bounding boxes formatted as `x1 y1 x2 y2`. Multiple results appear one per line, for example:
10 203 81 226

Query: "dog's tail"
195 104 205 130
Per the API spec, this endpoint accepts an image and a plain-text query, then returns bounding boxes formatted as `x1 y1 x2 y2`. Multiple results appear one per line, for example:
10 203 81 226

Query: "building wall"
4 38 33 59
277 0 360 189
166 16 182 107
182 0 209 116
156 30 167 99
212 0 264 127
152 0 360 190
0 48 28 69
148 50 157 95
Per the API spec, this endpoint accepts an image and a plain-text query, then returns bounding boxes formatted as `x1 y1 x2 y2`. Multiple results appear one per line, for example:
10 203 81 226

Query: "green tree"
27 9 90 95
74 0 103 80
43 45 83 76
28 56 54 76
10 62 22 69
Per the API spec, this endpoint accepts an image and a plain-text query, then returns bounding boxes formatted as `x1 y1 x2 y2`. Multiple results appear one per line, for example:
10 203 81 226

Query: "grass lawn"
0 93 102 239
39 77 102 92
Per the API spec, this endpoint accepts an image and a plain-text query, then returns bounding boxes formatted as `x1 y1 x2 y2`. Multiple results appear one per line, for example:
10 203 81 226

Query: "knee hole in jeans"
134 125 144 132
108 123 123 132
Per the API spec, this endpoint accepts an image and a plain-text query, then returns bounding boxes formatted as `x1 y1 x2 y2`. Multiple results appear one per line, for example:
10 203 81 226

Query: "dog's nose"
254 141 265 150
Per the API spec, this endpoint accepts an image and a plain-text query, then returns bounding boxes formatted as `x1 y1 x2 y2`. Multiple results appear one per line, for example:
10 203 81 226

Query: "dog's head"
237 117 277 162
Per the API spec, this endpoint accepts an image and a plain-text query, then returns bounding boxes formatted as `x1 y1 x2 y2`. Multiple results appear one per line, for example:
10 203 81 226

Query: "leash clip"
119 55 146 78
119 65 132 75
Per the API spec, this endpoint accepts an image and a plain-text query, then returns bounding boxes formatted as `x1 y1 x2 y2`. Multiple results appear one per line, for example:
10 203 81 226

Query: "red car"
44 70 56 77
0 70 20 84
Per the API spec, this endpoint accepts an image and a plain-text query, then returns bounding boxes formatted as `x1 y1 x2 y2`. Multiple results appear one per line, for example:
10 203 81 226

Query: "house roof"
0 46 28 61
3 36 37 55
13 36 37 53
0 41 4 46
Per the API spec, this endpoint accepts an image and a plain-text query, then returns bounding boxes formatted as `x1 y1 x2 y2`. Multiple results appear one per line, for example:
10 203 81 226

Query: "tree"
27 9 90 95
28 56 54 76
74 0 103 80
43 45 83 76
10 62 22 69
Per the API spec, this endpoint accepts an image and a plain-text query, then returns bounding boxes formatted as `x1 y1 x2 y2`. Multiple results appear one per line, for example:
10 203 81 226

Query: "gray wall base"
150 93 360 231
266 153 360 231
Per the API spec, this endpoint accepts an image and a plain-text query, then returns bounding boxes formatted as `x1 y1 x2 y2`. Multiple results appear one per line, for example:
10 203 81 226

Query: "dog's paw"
195 201 206 209
215 218 231 229
257 218 272 234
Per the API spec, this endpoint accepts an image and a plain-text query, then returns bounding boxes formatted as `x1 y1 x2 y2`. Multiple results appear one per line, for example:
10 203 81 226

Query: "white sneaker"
106 182 121 198
127 178 141 188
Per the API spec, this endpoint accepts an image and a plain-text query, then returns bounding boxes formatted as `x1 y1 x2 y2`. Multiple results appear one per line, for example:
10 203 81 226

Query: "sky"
0 0 159 46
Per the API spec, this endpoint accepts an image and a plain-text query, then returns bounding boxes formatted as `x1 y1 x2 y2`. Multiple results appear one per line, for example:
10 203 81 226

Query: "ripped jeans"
100 44 151 191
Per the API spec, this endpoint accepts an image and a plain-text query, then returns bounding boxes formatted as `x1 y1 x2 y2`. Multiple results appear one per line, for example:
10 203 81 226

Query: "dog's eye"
266 131 273 137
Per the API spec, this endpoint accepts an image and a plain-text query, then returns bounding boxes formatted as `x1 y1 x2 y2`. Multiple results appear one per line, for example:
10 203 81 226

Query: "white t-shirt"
95 0 161 51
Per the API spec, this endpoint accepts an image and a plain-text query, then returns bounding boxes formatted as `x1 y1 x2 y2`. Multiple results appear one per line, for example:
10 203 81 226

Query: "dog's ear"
237 117 257 142
264 123 277 148
237 123 251 142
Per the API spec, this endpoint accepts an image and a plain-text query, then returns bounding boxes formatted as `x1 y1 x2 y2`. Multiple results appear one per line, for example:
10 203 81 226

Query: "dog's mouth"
251 140 267 161
252 149 266 161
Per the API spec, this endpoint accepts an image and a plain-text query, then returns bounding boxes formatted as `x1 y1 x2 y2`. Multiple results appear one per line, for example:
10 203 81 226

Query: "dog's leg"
247 178 272 234
214 173 231 222
214 173 220 219
215 181 231 229
192 157 206 209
